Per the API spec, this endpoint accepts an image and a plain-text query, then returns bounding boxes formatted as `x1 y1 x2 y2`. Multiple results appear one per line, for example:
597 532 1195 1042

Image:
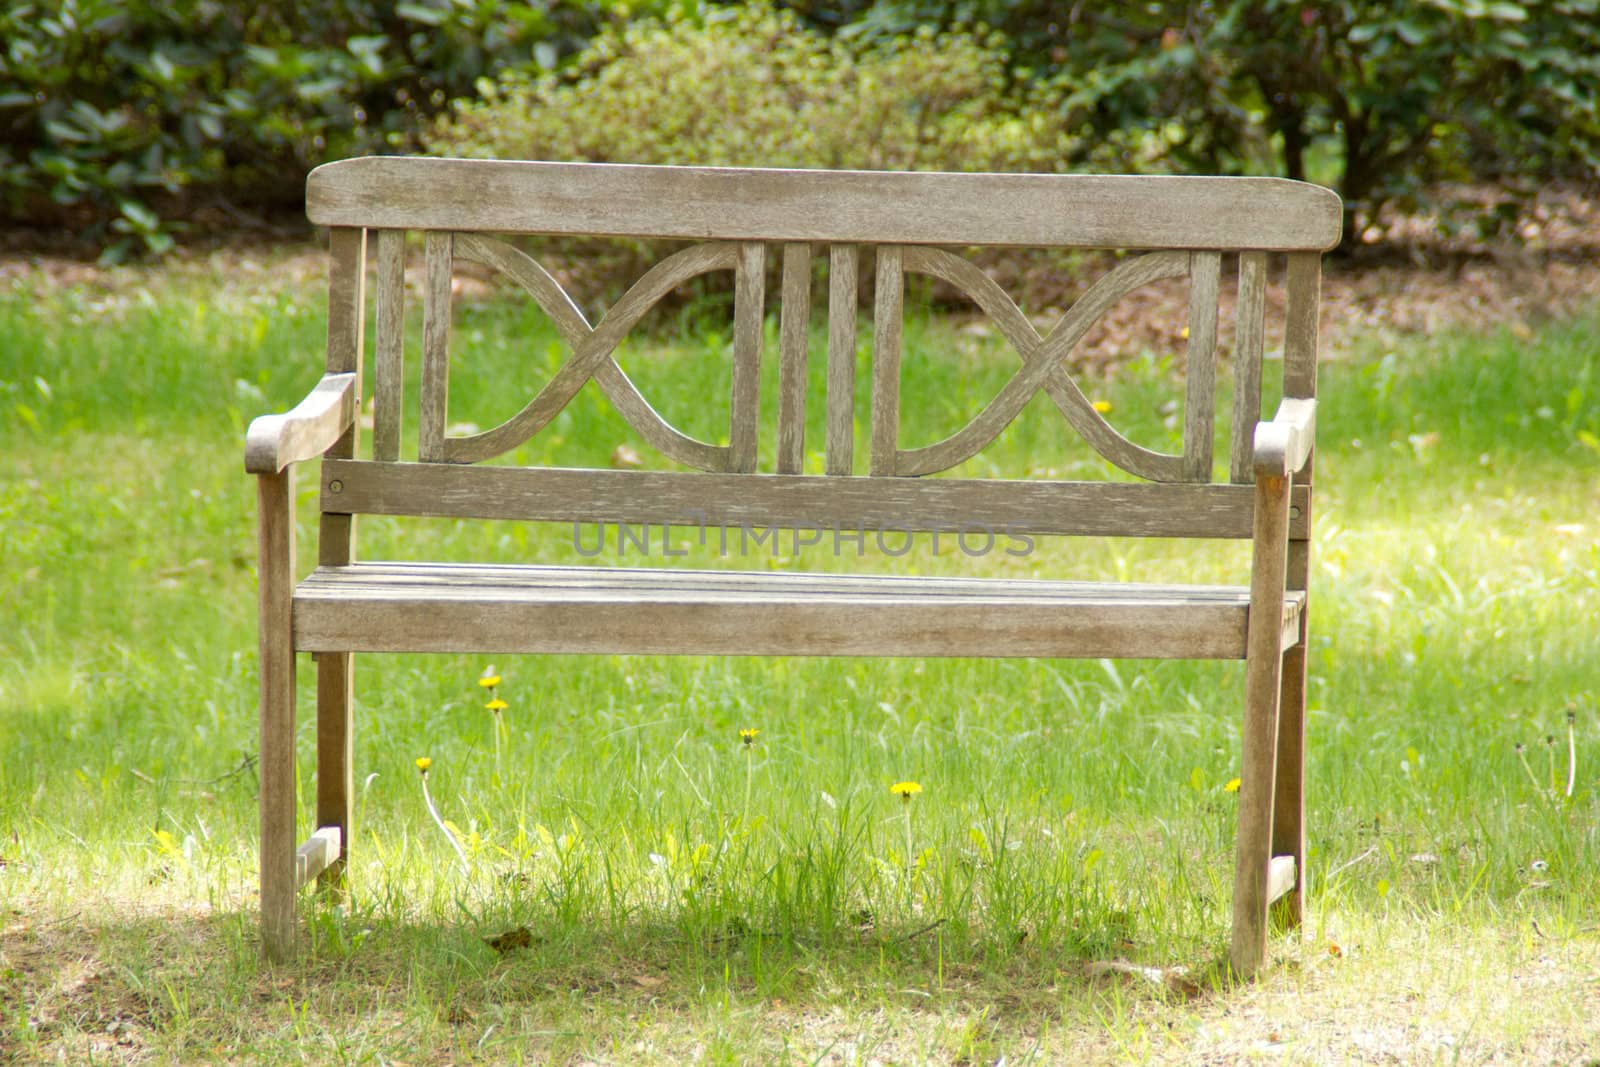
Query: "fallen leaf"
1084 958 1200 998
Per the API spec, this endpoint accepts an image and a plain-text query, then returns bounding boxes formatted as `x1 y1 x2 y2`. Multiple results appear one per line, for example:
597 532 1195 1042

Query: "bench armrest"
1252 397 1316 477
245 373 358 475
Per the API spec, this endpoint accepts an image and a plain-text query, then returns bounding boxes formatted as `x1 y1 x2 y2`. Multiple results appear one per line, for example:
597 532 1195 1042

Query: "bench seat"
294 562 1306 661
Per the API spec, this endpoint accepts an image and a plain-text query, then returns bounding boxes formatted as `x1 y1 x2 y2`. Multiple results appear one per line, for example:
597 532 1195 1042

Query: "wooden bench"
246 156 1339 975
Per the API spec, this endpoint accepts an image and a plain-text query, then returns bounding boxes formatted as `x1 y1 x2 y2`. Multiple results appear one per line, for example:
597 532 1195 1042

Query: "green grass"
2 252 1598 1063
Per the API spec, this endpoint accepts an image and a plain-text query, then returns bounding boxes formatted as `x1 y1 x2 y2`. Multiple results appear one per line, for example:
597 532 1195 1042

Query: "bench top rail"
308 158 1342 252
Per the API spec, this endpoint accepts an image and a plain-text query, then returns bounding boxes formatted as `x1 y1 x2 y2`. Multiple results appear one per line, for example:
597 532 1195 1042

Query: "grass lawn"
1 248 1598 1064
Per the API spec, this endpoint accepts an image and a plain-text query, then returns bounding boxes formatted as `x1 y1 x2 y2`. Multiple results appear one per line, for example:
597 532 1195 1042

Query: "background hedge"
3 0 1596 258
0 0 631 259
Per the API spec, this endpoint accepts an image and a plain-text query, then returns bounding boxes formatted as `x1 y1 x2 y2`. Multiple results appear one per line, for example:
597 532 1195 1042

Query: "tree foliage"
790 0 1600 241
0 0 623 259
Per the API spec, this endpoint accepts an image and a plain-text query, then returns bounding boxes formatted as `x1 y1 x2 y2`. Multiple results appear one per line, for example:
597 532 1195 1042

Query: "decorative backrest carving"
314 158 1337 490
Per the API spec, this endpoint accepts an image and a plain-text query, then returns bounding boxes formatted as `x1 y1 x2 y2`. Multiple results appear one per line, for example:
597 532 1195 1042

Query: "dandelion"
739 728 759 824
891 781 922 880
479 668 508 777
1566 706 1578 799
487 696 510 773
1091 399 1113 415
1224 777 1242 793
415 756 469 874
1515 741 1541 792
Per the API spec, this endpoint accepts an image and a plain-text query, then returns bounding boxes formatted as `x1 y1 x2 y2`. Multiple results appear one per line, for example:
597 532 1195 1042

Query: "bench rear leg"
1270 643 1308 931
315 652 354 897
258 470 298 962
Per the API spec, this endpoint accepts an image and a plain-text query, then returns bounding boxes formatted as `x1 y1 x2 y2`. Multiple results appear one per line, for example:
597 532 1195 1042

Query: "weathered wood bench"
247 156 1339 975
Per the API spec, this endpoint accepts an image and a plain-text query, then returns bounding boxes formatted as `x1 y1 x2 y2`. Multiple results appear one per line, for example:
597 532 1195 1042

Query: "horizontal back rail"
322 460 1311 541
308 158 1342 251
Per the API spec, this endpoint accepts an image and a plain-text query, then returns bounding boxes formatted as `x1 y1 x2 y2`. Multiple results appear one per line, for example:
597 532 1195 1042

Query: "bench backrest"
307 157 1337 542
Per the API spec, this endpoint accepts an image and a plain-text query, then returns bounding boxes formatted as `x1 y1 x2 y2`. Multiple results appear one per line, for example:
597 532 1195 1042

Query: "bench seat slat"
293 563 1304 660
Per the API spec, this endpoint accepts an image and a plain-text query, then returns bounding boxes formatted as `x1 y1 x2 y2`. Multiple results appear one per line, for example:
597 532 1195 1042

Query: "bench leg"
315 652 355 897
258 471 298 962
1231 469 1292 979
1232 648 1286 979
1270 642 1308 931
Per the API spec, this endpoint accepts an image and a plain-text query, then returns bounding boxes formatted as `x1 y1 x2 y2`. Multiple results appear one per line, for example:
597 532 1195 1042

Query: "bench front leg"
257 468 298 962
1230 409 1306 978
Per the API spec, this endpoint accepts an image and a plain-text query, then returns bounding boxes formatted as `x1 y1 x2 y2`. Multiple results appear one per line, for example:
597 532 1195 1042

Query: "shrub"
425 5 1080 174
0 0 622 260
424 5 1087 298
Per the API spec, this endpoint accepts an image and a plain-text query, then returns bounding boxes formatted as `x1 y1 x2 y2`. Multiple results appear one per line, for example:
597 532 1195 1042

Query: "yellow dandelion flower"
890 781 923 800
478 674 502 689
739 728 760 746
486 697 509 711
1091 399 1113 415
415 757 432 774
1179 325 1190 339
1224 777 1241 793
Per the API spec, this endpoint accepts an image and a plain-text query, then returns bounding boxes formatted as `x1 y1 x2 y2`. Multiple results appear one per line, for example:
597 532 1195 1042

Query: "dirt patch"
3 188 1596 376
1 909 155 1063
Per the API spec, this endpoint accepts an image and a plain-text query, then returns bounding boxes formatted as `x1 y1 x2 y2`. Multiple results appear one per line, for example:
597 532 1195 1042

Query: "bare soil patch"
3 188 1596 377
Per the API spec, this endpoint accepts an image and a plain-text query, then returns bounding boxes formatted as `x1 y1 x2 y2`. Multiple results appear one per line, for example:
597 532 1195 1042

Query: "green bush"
426 5 1080 173
424 4 1087 297
797 0 1600 245
0 0 624 260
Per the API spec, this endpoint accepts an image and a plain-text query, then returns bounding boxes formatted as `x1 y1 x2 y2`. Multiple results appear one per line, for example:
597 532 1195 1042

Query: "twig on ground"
896 918 946 943
129 755 259 788
1325 846 1379 881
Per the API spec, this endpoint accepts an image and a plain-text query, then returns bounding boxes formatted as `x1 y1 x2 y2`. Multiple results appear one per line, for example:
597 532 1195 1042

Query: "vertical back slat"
729 242 766 473
372 229 406 463
419 231 454 463
1283 252 1321 401
1182 251 1221 482
826 244 859 476
321 228 365 567
869 246 903 477
325 228 366 378
777 243 812 474
1230 251 1267 483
